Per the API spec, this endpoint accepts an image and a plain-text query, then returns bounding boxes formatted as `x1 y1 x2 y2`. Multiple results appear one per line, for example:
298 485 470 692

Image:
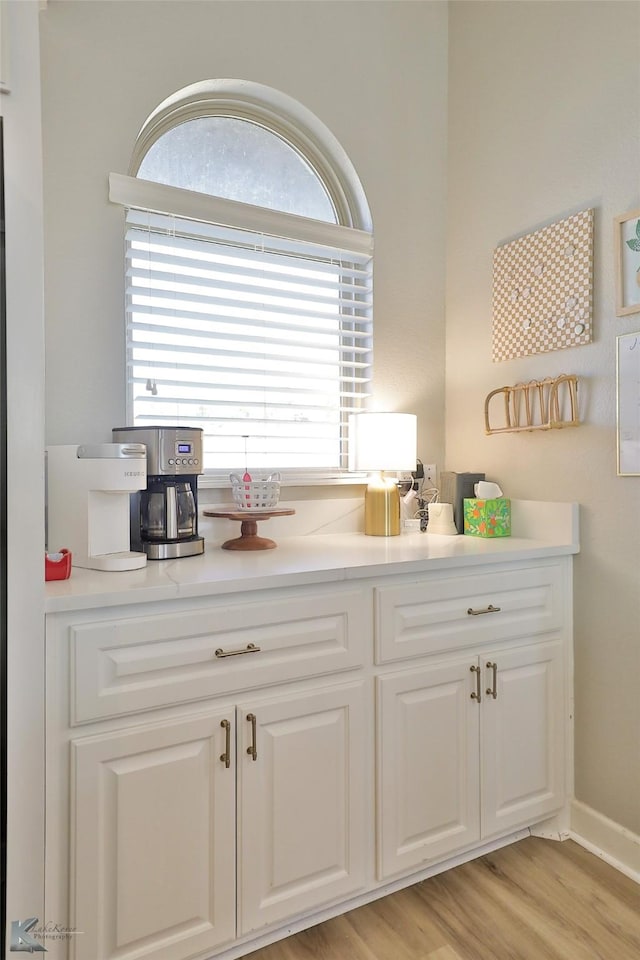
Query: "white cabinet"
70 588 366 723
238 681 367 934
377 640 564 879
71 709 236 960
480 640 564 838
69 682 367 960
46 584 371 960
375 560 569 881
374 561 564 663
45 553 572 960
377 659 480 877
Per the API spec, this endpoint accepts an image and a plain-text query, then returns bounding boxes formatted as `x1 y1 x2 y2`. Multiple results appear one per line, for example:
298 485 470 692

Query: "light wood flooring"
245 837 640 960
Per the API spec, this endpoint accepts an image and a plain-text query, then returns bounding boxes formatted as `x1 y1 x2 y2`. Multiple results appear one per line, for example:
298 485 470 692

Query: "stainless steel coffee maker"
112 426 205 559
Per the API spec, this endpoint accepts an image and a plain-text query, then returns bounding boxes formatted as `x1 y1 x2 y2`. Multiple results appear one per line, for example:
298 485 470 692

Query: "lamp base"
364 474 401 536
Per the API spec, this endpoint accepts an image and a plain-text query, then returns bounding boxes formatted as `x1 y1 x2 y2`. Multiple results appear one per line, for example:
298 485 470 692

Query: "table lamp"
350 412 417 536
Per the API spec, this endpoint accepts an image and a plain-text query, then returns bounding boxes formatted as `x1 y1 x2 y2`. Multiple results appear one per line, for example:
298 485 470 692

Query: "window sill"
199 473 368 491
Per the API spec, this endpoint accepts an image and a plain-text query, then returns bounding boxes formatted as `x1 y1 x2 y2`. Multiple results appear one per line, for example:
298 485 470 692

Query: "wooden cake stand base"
204 508 295 550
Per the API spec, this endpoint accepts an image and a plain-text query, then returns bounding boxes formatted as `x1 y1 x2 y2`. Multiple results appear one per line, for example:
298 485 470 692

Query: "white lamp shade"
350 412 417 472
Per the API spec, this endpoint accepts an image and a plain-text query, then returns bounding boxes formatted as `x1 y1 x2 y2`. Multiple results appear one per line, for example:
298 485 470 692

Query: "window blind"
123 206 373 476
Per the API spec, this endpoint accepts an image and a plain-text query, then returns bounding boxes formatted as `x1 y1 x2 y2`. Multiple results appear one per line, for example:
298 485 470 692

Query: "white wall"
39 0 448 475
38 0 640 863
2 0 46 942
446 1 640 835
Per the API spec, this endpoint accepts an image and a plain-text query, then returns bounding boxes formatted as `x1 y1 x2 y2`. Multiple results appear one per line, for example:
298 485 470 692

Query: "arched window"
110 80 373 478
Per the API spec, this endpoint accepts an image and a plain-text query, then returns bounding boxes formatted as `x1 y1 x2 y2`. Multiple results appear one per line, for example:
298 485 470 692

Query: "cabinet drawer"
375 562 563 664
71 588 368 723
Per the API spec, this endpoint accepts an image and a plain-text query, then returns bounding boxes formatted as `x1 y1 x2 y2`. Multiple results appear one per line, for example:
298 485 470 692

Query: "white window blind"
122 201 373 476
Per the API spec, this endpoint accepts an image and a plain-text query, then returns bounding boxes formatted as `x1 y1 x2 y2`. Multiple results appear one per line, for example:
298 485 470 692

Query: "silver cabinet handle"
486 661 498 699
220 719 231 768
470 664 482 703
246 713 257 761
214 643 261 658
467 604 501 616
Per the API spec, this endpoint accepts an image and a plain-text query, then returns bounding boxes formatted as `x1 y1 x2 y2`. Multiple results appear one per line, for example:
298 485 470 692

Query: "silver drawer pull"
486 661 498 700
467 604 501 617
470 664 482 703
214 642 261 658
220 719 231 768
247 713 258 761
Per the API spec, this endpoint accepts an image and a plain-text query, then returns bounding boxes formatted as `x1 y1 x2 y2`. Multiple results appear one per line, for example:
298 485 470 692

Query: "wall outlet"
424 463 437 487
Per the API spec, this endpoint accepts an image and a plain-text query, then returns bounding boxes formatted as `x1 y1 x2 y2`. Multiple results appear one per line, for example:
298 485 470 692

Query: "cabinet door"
237 681 368 934
480 640 564 838
377 660 480 880
71 710 236 960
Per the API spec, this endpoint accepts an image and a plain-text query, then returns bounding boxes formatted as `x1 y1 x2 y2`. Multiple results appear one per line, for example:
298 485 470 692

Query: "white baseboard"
570 799 640 883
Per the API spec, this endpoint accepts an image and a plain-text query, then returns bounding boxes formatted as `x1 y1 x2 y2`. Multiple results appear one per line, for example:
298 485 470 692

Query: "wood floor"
245 837 640 960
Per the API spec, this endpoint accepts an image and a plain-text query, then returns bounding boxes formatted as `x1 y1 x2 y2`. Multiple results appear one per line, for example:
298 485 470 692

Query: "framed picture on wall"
617 331 640 476
614 208 640 316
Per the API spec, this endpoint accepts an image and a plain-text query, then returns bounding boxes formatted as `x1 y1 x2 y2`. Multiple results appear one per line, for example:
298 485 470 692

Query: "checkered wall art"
492 209 594 362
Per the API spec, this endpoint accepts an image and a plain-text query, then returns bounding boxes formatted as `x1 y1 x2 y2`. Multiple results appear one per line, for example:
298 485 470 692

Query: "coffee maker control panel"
112 427 204 477
167 441 199 469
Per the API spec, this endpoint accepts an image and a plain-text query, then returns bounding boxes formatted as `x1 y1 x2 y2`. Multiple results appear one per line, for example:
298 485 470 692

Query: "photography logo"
10 918 83 952
10 918 46 953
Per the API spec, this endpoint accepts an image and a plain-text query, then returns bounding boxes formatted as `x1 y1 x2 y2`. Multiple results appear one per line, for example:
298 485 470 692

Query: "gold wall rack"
484 374 579 435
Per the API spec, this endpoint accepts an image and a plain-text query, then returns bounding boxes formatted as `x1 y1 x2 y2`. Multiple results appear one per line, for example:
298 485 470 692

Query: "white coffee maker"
46 443 148 571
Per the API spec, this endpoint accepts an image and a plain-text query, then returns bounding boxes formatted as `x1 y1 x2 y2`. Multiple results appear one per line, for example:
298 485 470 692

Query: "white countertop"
44 500 579 614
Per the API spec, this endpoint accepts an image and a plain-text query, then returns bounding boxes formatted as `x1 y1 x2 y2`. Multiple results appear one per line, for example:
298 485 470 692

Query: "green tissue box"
463 497 511 538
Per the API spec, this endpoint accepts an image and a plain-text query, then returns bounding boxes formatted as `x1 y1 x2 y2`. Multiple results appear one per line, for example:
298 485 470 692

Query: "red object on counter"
45 548 72 581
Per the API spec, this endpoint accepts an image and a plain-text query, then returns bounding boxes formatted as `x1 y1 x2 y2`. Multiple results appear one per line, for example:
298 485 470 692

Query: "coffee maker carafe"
112 426 205 559
142 480 197 541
